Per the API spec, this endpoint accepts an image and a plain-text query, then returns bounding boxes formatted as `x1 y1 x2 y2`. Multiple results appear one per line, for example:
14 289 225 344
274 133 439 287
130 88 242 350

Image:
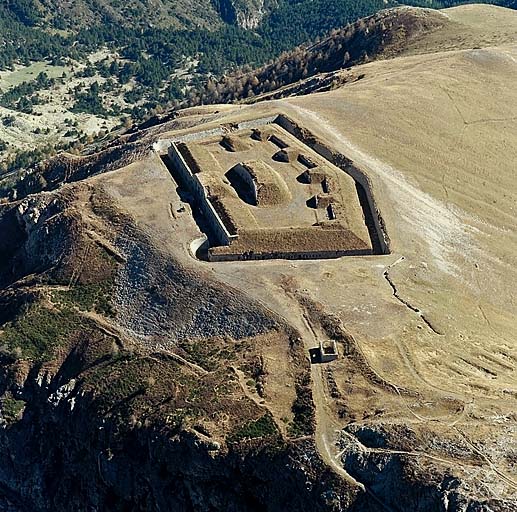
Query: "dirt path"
339 429 489 474
277 290 402 511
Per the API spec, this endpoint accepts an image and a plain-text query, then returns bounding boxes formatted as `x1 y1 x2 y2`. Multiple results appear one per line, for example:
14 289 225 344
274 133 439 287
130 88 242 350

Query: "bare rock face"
213 0 277 29
234 0 270 29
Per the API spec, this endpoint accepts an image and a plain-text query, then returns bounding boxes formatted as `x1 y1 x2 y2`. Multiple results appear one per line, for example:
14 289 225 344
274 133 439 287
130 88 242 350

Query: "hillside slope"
0 4 516 511
200 4 517 103
1 2 516 176
8 0 275 29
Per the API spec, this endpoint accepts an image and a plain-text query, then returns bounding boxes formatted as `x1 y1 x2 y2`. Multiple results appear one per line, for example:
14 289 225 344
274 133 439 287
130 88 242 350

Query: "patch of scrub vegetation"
52 279 116 317
86 353 148 406
82 355 200 432
1 395 25 423
288 372 315 438
178 337 238 372
228 414 279 443
1 147 57 176
0 303 80 361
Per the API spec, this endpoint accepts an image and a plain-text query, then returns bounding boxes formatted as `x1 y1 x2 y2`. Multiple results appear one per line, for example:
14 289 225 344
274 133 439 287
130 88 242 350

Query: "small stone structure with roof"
319 340 338 363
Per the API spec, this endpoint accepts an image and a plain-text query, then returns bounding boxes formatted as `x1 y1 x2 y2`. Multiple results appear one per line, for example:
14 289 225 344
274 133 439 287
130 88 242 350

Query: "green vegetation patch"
1 395 25 423
178 337 238 372
85 354 148 406
0 62 67 91
228 413 279 443
288 373 316 438
0 302 81 361
82 355 203 434
0 265 117 362
0 71 55 113
52 279 115 317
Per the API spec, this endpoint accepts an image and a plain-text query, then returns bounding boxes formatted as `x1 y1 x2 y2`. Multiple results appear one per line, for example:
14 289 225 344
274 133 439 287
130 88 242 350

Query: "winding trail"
167 103 514 500
289 292 399 512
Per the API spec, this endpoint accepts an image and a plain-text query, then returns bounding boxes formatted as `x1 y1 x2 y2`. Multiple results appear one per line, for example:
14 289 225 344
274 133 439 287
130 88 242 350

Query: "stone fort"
164 115 389 261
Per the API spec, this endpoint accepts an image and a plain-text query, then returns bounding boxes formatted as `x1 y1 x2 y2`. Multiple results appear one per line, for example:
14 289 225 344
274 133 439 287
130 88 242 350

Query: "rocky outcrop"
212 0 277 29
0 185 338 511
339 424 516 512
0 371 348 512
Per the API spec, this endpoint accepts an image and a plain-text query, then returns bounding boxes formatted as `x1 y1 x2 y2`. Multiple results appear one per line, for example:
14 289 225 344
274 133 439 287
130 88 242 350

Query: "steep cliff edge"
0 184 336 511
212 0 277 28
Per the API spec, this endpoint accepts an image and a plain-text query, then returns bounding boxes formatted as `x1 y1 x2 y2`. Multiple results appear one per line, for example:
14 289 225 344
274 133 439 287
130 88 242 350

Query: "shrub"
228 414 278 443
0 303 79 361
1 396 25 422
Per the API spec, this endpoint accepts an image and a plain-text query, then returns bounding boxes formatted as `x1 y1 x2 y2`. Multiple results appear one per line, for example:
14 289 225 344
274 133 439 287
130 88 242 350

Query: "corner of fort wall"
168 142 237 246
274 114 390 255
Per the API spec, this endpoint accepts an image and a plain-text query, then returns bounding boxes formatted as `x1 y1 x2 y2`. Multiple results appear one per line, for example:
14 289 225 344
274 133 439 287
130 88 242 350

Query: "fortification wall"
168 143 237 246
159 113 388 261
175 128 225 144
156 116 276 153
275 114 390 255
208 247 371 262
237 116 277 130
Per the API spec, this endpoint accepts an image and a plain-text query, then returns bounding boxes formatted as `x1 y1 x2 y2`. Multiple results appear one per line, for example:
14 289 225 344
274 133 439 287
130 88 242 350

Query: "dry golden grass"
140 6 517 499
94 7 517 500
212 226 369 255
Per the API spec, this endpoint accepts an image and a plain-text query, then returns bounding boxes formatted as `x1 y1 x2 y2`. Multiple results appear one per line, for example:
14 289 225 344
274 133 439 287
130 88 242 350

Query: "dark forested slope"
2 0 516 72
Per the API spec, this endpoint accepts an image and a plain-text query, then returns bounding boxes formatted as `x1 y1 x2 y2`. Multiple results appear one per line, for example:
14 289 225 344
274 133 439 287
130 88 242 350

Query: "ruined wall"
237 116 277 131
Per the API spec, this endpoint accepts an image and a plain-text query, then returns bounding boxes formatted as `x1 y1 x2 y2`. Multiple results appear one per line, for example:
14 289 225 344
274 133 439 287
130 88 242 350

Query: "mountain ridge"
0 4 516 511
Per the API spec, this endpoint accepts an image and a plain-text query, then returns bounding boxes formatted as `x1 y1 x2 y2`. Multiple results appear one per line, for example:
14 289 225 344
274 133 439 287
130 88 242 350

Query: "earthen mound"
221 135 251 152
231 161 291 207
273 148 300 163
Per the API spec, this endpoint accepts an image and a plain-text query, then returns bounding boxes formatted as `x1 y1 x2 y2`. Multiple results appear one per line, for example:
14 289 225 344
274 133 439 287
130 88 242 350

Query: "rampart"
207 226 371 262
160 113 390 261
168 142 237 246
275 114 390 254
